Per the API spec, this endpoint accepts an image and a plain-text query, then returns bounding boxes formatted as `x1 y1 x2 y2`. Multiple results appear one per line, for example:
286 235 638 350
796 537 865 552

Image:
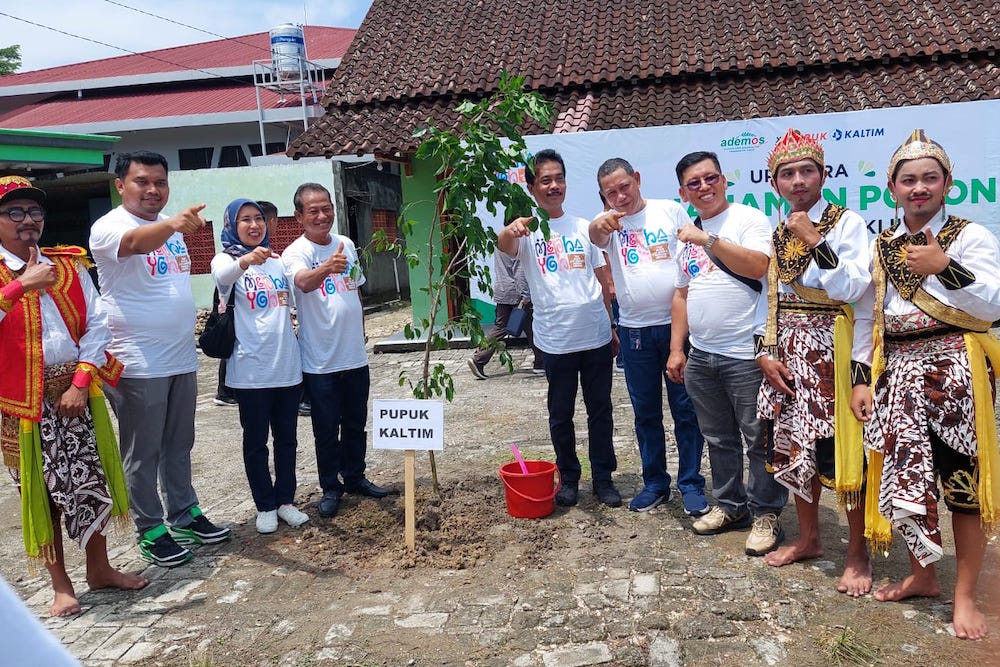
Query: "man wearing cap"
754 130 872 595
851 130 1000 640
90 151 231 568
666 151 788 556
0 175 147 616
589 157 707 515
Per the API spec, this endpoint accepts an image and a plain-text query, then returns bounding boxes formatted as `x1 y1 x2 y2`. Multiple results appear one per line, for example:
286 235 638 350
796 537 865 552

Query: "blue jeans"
235 385 301 511
542 342 616 483
683 347 787 517
304 366 370 494
620 324 705 496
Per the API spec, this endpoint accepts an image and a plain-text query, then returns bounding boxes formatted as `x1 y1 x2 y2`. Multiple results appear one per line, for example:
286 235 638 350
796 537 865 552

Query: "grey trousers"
105 372 200 534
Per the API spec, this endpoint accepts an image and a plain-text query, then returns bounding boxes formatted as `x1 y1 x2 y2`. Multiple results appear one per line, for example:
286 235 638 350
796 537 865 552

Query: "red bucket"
499 460 561 519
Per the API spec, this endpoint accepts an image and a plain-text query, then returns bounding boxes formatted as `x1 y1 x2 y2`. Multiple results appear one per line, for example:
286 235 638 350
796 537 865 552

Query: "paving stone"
510 609 541 630
68 626 118 659
153 579 204 604
89 627 147 661
394 612 449 628
672 614 739 639
324 622 354 642
750 636 786 665
598 580 629 602
353 604 392 616
540 641 613 667
631 573 659 596
648 633 682 667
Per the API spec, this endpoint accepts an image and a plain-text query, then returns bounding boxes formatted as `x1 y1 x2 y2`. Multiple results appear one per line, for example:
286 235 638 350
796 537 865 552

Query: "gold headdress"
886 129 951 180
767 129 824 179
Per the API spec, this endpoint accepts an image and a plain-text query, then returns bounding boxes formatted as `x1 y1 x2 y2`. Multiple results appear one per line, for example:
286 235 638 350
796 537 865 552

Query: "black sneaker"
138 525 193 568
298 401 311 417
213 395 238 406
555 481 578 506
168 506 232 545
593 480 622 508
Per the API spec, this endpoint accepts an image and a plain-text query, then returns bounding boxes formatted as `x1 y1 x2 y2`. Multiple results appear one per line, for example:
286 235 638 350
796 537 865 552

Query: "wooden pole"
405 449 416 550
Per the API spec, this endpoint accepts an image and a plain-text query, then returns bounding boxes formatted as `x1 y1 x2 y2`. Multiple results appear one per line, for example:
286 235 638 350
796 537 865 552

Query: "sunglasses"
684 173 723 191
0 206 45 223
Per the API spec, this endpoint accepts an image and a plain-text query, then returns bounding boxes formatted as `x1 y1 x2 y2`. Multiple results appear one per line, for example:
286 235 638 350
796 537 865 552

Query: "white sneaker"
745 513 784 556
256 510 278 534
277 504 310 527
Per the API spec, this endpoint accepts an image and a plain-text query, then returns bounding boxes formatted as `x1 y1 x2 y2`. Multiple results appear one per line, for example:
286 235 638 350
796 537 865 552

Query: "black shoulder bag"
199 287 237 358
692 217 762 293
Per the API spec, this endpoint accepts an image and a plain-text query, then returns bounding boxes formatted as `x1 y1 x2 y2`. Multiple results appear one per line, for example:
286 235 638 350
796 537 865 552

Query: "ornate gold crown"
886 129 952 180
767 129 824 179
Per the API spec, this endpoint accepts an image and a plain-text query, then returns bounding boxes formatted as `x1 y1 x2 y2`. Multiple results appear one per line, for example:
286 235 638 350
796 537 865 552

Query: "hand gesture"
666 349 686 383
54 385 88 419
757 354 794 396
905 228 950 276
323 242 348 275
242 246 276 268
593 211 624 234
506 216 535 238
18 247 57 292
785 211 821 247
168 204 207 234
676 223 708 246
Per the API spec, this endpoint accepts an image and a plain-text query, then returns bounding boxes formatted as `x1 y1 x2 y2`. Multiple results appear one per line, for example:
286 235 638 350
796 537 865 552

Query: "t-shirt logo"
313 259 359 295
146 239 191 276
534 235 586 274
679 242 716 279
617 228 672 265
242 272 291 309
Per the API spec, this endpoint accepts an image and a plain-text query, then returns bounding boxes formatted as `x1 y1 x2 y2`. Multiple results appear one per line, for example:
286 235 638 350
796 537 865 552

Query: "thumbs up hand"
322 241 348 275
18 246 57 292
904 227 950 276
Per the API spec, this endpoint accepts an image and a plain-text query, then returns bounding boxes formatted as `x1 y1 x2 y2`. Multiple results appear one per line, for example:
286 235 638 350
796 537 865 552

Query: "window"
178 147 214 171
248 142 288 157
218 145 249 168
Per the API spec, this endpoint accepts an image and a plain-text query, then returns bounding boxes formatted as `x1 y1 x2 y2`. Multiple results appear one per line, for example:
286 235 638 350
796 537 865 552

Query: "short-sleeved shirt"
89 205 197 378
596 199 688 328
674 203 772 360
282 234 368 373
511 214 611 355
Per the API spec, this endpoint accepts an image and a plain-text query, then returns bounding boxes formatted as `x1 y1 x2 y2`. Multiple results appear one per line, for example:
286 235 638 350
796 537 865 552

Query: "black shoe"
168 507 232 545
593 480 622 508
345 478 389 498
213 395 238 406
318 491 342 517
555 481 578 506
297 401 311 417
138 526 193 568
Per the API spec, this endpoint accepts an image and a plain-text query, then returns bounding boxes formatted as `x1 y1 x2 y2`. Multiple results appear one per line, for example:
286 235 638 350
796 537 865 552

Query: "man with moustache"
666 151 788 556
589 158 706 515
754 129 872 595
90 151 231 568
499 149 621 507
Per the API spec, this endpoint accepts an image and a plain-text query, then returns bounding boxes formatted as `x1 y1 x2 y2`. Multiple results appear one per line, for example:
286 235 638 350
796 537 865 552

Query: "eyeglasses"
237 215 266 225
0 207 45 223
684 173 723 191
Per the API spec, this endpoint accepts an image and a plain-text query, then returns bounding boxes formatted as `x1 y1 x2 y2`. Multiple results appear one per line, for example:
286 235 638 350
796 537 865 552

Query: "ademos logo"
720 131 767 153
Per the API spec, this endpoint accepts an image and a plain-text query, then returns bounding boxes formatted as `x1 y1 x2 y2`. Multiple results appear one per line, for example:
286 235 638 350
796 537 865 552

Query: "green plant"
826 625 879 666
383 72 553 492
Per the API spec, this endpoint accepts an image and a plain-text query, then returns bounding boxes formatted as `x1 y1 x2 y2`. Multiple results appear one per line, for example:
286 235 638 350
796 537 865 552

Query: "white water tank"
270 24 306 80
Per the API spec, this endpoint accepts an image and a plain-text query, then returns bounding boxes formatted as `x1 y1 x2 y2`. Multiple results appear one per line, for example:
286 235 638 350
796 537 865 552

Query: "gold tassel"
966 332 1000 534
763 254 780 348
864 449 892 557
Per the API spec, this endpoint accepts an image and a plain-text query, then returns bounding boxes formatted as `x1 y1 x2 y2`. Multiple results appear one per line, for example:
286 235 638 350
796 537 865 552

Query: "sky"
1 0 376 73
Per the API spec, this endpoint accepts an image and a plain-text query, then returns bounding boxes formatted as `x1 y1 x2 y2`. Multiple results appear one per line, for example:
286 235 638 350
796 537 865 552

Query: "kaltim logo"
720 131 767 153
832 128 885 142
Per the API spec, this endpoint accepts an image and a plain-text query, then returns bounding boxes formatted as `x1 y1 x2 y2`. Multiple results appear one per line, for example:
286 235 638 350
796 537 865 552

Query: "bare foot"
874 573 941 602
50 590 81 617
836 554 873 597
87 568 148 592
763 540 823 567
953 598 989 640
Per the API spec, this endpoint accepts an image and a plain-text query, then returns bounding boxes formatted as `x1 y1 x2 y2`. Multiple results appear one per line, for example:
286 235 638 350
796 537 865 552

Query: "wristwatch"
704 233 719 252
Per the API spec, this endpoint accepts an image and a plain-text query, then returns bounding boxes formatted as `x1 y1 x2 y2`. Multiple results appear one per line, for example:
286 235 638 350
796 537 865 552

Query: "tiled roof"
0 26 354 87
289 0 1000 158
0 81 322 130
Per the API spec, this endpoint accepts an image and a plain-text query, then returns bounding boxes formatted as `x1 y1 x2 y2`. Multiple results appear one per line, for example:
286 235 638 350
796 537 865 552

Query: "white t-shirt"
597 199 687 328
511 214 611 355
89 205 197 378
211 254 302 389
282 234 368 373
674 203 771 359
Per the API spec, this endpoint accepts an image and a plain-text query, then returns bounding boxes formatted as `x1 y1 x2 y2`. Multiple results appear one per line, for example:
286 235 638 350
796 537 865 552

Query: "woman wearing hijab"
211 199 308 533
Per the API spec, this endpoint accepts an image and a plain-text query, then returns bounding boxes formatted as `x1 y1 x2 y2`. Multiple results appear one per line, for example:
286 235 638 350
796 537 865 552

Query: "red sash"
0 246 123 421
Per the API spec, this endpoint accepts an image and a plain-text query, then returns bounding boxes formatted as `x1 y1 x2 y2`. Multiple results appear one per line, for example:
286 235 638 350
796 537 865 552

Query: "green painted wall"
166 161 335 307
400 155 442 326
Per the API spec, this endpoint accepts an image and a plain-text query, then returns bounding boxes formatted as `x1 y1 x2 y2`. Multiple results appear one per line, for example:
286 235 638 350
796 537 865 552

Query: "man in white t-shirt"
90 151 231 569
498 149 621 508
282 183 388 519
590 158 706 515
665 151 788 557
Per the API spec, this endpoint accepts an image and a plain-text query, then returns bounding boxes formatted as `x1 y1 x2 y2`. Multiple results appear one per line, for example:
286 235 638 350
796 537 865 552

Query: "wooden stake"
405 449 416 550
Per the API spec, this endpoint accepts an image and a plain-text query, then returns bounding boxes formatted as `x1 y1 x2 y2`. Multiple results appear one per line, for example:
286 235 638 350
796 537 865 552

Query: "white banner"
372 399 444 451
474 100 1000 303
